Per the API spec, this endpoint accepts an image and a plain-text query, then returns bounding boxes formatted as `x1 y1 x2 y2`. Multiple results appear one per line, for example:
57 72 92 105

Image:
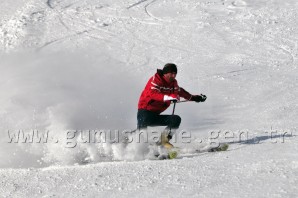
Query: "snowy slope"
0 0 298 197
1 139 298 198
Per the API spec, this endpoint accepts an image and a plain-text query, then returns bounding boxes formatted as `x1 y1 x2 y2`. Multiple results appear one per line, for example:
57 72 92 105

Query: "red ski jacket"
138 69 193 114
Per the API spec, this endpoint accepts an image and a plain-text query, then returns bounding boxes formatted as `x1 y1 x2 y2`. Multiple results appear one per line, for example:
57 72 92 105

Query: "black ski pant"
137 109 181 136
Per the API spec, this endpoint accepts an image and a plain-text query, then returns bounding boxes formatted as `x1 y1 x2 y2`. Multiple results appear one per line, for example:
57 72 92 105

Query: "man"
137 63 207 148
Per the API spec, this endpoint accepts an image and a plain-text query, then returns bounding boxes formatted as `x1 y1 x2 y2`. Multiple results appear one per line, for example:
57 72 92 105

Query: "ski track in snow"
1 0 298 197
127 0 151 10
46 0 54 9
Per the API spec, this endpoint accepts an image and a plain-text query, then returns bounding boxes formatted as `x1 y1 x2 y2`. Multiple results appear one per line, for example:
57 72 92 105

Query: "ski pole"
168 100 177 137
176 100 192 103
168 99 192 136
171 100 177 115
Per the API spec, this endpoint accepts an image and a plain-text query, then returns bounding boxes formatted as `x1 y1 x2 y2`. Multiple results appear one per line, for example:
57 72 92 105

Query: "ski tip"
221 143 229 151
208 143 229 152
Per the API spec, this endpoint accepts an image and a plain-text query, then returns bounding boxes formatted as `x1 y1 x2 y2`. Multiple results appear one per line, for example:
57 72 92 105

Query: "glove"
164 94 180 102
191 94 207 103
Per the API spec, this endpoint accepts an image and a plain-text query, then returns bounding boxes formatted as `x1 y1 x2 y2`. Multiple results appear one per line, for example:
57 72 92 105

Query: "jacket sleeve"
147 76 165 102
178 87 193 100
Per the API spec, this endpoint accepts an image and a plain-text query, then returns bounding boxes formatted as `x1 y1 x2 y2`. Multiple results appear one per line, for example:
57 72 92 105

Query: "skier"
137 63 207 148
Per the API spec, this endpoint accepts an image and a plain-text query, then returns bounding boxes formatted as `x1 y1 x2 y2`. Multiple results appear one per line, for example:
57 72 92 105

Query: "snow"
1 0 298 197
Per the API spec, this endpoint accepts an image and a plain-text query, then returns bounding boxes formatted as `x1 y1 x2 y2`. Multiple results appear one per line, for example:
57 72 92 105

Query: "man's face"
164 72 177 82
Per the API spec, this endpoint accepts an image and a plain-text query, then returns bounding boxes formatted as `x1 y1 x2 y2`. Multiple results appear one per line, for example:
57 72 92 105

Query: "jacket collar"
156 69 163 76
156 69 176 85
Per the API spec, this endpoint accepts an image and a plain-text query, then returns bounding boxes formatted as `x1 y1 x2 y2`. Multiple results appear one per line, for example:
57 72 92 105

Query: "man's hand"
191 94 207 102
164 94 180 102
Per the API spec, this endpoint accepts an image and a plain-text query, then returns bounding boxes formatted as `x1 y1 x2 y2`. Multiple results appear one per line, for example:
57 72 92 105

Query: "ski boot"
160 132 174 149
